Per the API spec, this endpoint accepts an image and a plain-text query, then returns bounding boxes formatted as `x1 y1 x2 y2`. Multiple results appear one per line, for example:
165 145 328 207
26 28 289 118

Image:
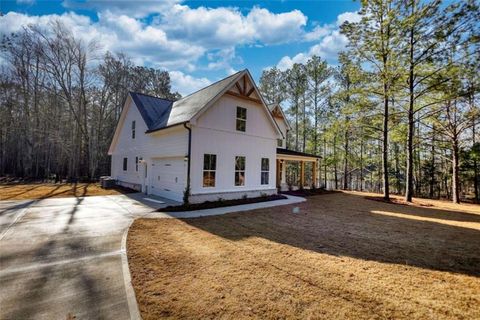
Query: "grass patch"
0 182 135 200
128 192 480 320
161 194 287 212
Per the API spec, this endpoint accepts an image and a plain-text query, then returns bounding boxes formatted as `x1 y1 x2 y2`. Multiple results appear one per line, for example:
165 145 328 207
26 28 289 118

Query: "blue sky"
1 0 360 95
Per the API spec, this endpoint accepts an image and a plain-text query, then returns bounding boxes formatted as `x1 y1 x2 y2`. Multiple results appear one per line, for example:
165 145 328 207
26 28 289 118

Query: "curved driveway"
0 194 168 320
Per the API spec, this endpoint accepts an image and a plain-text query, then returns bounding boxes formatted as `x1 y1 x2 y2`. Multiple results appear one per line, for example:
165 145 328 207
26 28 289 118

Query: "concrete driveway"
0 194 174 320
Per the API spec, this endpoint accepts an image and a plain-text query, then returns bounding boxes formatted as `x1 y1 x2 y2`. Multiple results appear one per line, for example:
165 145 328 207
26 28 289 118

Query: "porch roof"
276 148 321 161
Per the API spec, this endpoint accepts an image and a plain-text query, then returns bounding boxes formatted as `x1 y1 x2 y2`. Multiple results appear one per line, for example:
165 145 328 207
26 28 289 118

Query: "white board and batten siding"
110 98 188 200
189 94 278 203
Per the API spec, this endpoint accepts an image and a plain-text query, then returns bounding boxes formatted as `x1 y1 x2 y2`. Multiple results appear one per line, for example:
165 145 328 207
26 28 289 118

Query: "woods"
0 0 478 204
0 22 180 180
259 0 479 203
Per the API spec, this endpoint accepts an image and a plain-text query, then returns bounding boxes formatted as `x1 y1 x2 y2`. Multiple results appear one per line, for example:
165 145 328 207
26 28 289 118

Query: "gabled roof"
268 103 291 130
130 70 245 133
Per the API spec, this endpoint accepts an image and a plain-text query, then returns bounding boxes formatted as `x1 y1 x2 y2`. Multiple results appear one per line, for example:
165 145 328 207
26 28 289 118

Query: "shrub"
183 184 191 205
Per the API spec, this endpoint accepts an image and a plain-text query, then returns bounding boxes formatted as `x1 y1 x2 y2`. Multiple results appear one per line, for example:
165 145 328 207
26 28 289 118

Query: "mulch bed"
281 188 338 197
160 194 287 212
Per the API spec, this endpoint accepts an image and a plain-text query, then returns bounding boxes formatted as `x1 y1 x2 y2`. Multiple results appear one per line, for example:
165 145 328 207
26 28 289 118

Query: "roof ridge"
175 69 246 102
129 91 176 102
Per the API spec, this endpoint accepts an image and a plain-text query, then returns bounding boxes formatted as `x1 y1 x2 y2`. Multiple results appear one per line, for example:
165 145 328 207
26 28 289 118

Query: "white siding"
190 95 278 198
275 117 288 148
110 99 188 193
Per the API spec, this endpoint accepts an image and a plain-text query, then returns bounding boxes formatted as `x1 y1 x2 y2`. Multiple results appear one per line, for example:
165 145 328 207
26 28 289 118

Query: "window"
203 154 216 187
236 107 247 132
235 156 246 186
131 121 136 139
277 139 283 147
261 158 269 185
123 157 128 171
135 157 139 172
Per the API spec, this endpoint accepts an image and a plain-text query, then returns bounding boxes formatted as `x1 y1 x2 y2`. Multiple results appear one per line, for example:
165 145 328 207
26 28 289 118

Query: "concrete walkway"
0 193 304 319
151 195 306 219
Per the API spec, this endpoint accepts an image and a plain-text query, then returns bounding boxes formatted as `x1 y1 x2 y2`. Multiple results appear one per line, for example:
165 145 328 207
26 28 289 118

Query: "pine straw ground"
127 191 480 320
0 182 131 200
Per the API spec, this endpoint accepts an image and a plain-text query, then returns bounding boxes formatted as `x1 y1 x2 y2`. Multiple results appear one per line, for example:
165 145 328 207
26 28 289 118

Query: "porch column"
313 160 317 188
300 161 305 187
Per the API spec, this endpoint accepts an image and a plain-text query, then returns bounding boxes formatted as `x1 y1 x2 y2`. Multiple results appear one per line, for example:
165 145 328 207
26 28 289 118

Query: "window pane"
123 158 127 171
203 171 215 187
235 156 245 170
210 154 216 170
236 107 246 120
236 119 246 132
261 158 269 171
132 121 136 129
235 171 245 186
277 139 283 147
203 154 209 170
261 172 269 185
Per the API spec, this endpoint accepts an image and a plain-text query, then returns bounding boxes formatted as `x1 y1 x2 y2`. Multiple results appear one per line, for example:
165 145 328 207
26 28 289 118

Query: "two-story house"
108 69 320 203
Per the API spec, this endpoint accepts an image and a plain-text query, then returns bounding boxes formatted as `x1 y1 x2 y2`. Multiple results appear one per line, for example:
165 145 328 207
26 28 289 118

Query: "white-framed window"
261 158 269 185
235 156 246 186
236 106 247 132
203 154 216 187
135 157 139 172
132 120 136 139
123 157 128 171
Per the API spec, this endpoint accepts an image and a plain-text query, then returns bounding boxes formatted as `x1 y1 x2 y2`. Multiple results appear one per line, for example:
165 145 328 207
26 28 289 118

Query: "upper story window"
123 157 128 171
203 154 216 187
261 158 269 185
277 139 283 147
131 121 136 139
236 107 247 132
135 157 139 172
235 156 246 186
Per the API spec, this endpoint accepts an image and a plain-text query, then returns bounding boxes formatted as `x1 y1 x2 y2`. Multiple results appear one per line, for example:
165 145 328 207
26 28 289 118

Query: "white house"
108 69 320 203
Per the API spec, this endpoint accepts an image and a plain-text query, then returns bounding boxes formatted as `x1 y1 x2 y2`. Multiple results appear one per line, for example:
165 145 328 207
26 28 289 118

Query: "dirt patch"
0 183 135 200
128 192 480 319
161 194 287 212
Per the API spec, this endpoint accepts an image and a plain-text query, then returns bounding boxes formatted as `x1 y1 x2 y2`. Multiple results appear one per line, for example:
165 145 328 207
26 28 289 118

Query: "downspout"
183 122 192 190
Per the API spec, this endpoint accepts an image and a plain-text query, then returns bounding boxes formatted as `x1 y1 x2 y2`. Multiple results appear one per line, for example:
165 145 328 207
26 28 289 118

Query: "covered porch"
276 148 321 191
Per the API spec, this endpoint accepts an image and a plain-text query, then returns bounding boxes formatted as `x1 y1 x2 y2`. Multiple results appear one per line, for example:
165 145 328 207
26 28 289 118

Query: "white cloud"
159 4 308 48
62 0 181 18
169 71 211 96
336 11 361 26
276 12 357 70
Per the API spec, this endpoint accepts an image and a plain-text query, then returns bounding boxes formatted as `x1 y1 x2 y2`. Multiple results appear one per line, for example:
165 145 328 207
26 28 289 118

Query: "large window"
236 107 247 132
261 158 269 185
203 154 216 187
132 121 136 139
123 157 128 171
235 156 246 186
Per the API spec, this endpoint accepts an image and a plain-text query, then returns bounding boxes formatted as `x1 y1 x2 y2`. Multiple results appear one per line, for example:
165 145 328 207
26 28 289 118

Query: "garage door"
150 157 185 202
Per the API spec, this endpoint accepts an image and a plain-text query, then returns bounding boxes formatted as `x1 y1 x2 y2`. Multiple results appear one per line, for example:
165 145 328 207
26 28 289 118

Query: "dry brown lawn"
0 182 130 200
127 191 480 320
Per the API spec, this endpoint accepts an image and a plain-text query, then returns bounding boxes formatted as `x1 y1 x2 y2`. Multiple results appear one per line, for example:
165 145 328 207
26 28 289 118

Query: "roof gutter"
145 121 186 134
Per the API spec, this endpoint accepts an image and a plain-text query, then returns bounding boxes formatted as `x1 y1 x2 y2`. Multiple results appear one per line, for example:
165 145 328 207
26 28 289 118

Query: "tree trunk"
382 86 390 200
451 138 460 203
343 117 349 190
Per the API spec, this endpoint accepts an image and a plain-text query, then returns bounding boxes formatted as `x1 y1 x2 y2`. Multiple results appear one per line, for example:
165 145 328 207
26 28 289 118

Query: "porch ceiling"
276 148 320 162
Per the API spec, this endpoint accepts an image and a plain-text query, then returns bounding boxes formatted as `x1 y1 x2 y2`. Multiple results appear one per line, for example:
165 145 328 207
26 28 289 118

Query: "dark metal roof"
277 148 321 159
129 92 173 130
130 70 246 133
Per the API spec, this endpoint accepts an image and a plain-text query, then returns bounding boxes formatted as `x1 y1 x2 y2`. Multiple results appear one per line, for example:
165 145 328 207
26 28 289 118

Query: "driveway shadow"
183 193 480 277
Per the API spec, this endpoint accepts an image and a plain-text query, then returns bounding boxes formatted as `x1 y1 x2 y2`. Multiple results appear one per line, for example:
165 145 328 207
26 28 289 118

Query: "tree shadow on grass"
183 193 480 277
